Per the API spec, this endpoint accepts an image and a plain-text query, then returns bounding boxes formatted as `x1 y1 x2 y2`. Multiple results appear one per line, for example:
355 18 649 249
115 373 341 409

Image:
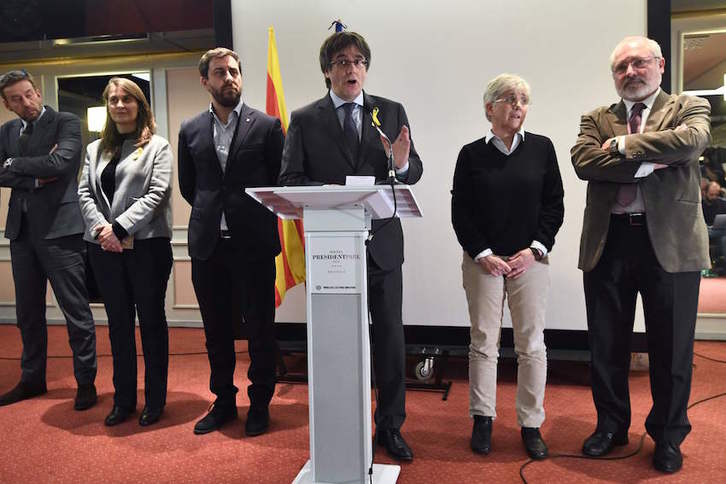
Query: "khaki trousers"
462 253 549 427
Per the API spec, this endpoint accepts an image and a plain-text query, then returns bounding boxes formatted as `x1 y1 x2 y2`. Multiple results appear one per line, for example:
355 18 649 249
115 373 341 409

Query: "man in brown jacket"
571 36 710 474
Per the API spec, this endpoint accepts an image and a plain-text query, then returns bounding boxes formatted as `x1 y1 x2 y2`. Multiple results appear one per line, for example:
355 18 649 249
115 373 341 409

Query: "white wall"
232 0 647 329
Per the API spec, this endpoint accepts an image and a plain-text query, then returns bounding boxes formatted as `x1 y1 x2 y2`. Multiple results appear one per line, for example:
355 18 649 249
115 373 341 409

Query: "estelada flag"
267 26 305 307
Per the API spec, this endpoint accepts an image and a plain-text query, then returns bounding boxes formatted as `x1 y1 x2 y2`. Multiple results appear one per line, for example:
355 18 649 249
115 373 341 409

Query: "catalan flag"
267 26 305 306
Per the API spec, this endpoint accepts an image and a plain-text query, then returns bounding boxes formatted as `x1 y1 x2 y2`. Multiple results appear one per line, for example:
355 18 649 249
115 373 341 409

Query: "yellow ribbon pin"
132 147 143 160
371 107 382 128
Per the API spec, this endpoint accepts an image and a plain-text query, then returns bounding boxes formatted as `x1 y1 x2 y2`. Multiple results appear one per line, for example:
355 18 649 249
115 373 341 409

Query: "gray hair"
482 73 530 121
609 36 663 68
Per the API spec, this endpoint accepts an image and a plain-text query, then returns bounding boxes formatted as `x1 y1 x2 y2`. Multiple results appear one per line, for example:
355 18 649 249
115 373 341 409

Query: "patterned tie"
342 102 359 156
18 122 34 155
616 102 646 207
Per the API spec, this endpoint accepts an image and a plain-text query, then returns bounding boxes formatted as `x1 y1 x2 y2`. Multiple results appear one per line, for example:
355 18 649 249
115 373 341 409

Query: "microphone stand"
367 113 399 242
372 125 398 186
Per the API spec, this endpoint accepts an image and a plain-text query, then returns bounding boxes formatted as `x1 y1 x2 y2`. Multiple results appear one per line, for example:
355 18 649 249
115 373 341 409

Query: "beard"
19 102 42 123
616 76 659 101
210 84 241 107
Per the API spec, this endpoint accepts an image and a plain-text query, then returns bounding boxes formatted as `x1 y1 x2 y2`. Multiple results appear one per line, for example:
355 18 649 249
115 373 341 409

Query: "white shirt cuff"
617 136 626 155
634 162 655 178
530 240 548 257
474 248 493 260
395 161 409 175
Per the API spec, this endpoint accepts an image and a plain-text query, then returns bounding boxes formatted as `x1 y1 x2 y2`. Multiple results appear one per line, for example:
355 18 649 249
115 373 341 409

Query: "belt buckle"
628 213 644 226
220 230 232 239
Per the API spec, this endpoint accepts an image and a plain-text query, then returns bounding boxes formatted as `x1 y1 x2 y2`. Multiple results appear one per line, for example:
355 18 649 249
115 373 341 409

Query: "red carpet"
1 326 725 483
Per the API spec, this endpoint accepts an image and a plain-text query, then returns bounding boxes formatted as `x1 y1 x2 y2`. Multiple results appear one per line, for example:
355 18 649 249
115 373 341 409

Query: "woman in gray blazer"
78 77 173 427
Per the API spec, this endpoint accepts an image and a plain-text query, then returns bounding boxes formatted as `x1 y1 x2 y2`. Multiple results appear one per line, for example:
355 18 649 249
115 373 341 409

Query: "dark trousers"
10 223 96 386
191 238 276 409
368 260 406 431
88 238 172 410
583 216 700 445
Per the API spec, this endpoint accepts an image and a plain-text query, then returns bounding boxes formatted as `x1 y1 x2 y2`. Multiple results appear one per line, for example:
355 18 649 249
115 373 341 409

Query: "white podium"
246 185 422 484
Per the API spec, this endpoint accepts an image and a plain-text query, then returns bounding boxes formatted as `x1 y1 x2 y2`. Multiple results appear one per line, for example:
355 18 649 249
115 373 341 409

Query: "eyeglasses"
494 94 529 107
329 58 368 69
612 56 660 75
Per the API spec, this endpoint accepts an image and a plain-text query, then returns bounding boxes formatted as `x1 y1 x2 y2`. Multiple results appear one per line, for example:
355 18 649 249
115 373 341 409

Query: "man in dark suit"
0 70 97 410
571 36 710 473
279 31 423 461
178 48 283 437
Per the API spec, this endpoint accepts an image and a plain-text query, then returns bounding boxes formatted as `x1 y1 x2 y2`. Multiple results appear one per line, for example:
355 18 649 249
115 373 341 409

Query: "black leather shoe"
74 383 97 411
653 441 682 473
471 415 493 455
0 381 47 406
376 429 414 462
193 403 238 435
139 407 163 427
582 430 629 457
245 407 270 436
521 427 548 460
105 406 133 426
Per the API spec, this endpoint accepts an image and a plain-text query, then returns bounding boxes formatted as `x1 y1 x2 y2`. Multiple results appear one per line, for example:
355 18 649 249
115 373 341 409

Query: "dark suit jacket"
278 92 423 270
571 89 711 273
178 104 283 261
0 106 85 240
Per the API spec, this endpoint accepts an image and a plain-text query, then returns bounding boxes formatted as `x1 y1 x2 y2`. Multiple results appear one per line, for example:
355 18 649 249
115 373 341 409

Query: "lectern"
246 185 422 484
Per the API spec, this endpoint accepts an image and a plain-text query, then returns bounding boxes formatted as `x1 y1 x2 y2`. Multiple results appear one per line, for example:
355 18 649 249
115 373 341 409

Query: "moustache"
624 78 646 87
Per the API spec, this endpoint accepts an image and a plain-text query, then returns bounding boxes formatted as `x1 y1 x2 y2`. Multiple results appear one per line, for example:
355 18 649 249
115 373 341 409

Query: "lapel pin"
246 118 251 122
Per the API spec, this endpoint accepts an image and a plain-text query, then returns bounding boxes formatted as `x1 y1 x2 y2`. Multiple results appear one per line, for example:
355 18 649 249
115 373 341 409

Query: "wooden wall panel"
173 260 198 307
166 68 209 228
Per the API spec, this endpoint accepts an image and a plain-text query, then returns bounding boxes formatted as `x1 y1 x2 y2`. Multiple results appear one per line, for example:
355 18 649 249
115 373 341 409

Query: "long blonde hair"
99 77 156 156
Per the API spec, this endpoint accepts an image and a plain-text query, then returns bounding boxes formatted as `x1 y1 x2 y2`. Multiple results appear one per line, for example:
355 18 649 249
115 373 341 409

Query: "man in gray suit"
571 36 710 473
0 70 97 410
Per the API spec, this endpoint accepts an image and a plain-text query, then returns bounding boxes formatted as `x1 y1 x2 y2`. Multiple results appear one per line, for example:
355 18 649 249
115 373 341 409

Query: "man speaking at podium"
279 30 423 461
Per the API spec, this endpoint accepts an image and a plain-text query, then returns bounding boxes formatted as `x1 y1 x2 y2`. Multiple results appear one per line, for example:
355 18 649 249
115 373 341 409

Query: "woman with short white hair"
451 73 564 459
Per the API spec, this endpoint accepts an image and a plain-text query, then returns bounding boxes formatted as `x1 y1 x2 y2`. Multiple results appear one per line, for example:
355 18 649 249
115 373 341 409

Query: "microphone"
364 105 397 185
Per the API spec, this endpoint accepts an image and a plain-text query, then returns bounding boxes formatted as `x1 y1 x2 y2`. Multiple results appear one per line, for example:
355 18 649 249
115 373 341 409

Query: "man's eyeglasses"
612 56 660 75
494 94 530 107
329 58 368 69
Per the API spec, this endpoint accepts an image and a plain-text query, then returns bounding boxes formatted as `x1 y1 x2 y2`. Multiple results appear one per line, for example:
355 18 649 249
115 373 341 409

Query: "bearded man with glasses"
571 36 711 474
279 30 423 462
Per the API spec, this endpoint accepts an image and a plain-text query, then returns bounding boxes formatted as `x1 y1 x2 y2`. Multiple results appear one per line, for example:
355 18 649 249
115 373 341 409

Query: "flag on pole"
266 26 306 307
